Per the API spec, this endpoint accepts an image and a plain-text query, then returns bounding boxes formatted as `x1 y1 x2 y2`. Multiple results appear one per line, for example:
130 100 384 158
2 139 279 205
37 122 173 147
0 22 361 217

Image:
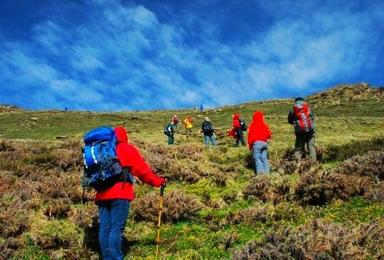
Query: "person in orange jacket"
183 116 193 133
95 126 166 260
247 111 272 174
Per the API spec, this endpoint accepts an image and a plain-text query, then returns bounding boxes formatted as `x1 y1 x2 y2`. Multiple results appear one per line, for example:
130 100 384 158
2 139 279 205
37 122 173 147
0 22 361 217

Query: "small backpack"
164 124 173 136
293 101 314 133
82 126 132 191
202 121 214 135
240 120 247 131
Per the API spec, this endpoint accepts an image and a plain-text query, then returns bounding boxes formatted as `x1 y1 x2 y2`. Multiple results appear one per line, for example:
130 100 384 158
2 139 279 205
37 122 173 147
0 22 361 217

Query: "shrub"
243 175 272 202
243 175 292 203
337 151 384 180
276 148 323 175
233 219 384 260
227 205 270 224
294 171 359 205
45 198 72 219
131 190 202 223
364 182 384 203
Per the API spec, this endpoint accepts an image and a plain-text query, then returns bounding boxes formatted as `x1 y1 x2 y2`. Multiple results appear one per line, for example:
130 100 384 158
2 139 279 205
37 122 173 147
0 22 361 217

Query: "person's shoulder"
118 142 139 152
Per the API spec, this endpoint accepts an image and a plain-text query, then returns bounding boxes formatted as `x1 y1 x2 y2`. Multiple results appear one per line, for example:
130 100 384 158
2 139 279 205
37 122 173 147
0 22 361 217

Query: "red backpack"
293 101 314 133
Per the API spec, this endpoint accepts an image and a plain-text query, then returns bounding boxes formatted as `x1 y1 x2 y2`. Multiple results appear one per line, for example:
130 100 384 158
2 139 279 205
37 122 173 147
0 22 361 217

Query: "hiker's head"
115 126 128 144
233 114 240 120
205 117 210 121
253 111 264 122
295 97 305 102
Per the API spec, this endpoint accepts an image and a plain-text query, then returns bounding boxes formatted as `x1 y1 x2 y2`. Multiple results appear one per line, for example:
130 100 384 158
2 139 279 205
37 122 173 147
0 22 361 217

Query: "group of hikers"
164 115 217 146
163 97 316 175
82 97 316 259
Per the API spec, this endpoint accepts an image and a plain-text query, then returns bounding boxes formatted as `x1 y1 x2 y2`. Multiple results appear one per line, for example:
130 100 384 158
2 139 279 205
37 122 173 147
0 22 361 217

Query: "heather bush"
337 151 384 180
243 175 272 202
364 182 384 203
243 175 292 203
233 219 384 260
277 148 323 175
294 171 360 205
227 205 271 224
131 190 203 223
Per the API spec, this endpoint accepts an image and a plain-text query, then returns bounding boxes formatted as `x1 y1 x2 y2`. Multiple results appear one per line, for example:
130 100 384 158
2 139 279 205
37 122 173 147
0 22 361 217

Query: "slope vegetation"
0 83 383 259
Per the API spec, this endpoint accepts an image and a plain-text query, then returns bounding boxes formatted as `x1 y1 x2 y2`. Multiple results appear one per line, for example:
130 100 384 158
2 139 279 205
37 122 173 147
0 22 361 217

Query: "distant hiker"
164 121 175 145
172 114 179 131
200 104 204 113
183 116 193 133
201 117 216 146
232 113 246 147
91 126 166 260
248 111 272 174
288 97 316 161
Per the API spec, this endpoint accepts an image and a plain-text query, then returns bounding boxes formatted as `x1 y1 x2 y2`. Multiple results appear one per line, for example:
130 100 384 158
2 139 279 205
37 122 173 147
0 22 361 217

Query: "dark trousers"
98 199 130 260
235 129 246 146
167 134 174 144
295 132 316 161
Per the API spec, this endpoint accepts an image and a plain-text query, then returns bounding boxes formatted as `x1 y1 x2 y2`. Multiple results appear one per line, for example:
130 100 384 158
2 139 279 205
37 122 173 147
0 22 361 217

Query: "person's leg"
210 135 217 146
204 135 209 146
238 130 246 146
170 135 174 144
294 134 305 160
109 200 130 260
252 142 264 174
98 201 111 260
307 133 317 162
234 129 241 147
260 142 269 174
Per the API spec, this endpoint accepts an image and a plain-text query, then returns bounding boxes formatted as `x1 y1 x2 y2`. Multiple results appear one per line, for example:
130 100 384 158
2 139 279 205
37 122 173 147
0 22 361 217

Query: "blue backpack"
82 126 131 191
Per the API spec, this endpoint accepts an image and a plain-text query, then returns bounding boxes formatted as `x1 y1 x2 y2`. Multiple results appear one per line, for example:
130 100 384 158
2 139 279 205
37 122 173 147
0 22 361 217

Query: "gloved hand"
160 177 167 188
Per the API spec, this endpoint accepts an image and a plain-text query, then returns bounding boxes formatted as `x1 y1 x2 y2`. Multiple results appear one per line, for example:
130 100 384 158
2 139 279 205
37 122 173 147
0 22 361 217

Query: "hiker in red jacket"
232 113 246 146
95 126 166 260
247 111 272 174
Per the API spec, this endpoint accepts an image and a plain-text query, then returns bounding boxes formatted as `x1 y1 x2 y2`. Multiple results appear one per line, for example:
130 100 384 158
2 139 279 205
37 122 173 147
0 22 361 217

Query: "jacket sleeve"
116 143 164 187
288 111 295 125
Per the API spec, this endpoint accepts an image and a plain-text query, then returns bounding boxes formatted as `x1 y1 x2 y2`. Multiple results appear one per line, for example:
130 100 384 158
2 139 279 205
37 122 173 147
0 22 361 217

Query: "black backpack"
164 123 173 136
202 121 214 135
240 120 247 131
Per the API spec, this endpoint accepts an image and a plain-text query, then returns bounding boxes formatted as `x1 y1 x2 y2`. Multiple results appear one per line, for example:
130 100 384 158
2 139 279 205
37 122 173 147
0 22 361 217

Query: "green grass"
1 86 384 259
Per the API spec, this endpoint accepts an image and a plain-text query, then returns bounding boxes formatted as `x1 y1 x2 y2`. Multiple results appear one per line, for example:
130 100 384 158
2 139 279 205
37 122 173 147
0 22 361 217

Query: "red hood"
115 127 128 143
253 111 264 122
233 114 240 120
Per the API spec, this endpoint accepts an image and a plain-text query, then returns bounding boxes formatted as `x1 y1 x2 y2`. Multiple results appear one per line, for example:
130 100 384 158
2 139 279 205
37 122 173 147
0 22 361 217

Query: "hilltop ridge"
307 83 384 103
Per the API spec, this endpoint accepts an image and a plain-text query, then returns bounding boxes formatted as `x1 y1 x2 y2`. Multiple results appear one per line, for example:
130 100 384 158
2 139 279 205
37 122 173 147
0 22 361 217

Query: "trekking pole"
155 185 165 258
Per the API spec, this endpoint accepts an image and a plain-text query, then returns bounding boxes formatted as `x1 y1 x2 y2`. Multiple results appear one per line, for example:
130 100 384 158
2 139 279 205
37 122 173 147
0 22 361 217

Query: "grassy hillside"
0 83 383 259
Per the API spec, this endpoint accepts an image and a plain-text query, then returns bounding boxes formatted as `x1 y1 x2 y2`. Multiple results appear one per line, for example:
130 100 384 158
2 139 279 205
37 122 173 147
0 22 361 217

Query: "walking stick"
156 185 165 258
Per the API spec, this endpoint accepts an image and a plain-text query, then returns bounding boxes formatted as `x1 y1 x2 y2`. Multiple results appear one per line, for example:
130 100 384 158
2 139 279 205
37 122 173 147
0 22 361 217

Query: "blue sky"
0 0 383 111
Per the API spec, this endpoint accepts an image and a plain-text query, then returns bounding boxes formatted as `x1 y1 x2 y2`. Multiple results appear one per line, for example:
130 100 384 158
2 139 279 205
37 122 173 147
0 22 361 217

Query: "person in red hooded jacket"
96 126 166 260
232 113 246 147
247 111 272 174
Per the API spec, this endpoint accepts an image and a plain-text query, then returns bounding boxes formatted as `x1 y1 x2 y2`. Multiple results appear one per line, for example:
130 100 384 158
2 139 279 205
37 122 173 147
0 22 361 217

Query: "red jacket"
95 127 165 201
232 114 241 129
247 111 272 150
